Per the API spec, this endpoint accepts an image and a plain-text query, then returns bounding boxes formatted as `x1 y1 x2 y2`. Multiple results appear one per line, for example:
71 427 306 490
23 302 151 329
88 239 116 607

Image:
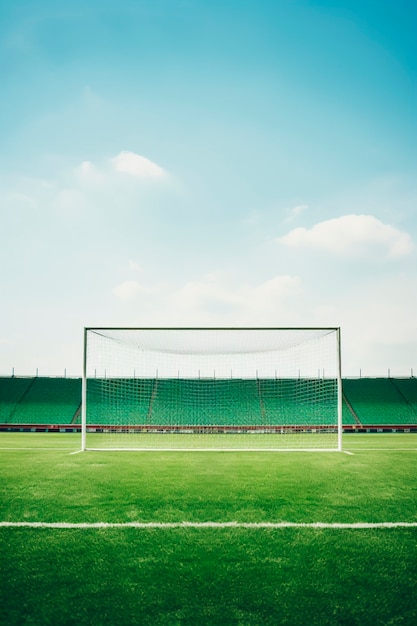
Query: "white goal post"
81 327 342 451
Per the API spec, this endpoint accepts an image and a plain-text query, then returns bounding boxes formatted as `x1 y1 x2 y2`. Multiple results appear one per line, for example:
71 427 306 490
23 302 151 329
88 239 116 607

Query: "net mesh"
83 328 340 450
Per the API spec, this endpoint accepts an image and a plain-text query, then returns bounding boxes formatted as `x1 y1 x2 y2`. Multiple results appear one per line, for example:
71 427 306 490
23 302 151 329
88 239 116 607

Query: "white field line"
345 448 417 451
82 448 342 453
0 447 78 451
1 521 416 529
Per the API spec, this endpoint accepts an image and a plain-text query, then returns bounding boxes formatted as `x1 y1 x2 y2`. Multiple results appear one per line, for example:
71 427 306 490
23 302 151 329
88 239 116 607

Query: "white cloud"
278 214 414 258
54 188 88 217
175 274 239 310
247 275 302 308
75 154 165 184
328 275 417 376
285 204 308 222
113 280 146 300
111 151 165 179
75 160 104 184
171 273 302 324
241 210 261 228
109 272 304 328
128 261 142 273
7 192 38 209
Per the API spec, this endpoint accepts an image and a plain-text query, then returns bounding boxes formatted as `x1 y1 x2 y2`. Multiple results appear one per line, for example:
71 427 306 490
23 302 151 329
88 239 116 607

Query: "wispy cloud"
285 204 308 222
74 152 166 185
109 271 303 326
168 273 303 324
278 214 414 258
75 160 104 185
7 192 38 208
113 280 146 300
110 151 165 179
54 188 89 217
128 260 142 273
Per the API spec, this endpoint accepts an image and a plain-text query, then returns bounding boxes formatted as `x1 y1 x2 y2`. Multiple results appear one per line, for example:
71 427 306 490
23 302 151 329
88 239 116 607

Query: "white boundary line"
344 448 417 451
1 521 416 529
0 447 78 451
82 448 343 453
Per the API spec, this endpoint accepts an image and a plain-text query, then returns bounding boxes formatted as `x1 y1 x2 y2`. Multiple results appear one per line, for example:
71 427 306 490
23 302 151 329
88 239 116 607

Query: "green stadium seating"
1 376 416 427
342 401 357 425
86 378 339 427
0 377 81 424
87 378 154 425
391 378 417 414
0 377 33 423
342 378 417 425
260 378 338 426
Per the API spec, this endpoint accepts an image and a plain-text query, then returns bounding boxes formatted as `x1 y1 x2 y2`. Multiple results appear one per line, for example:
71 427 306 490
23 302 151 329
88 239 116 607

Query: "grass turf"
0 433 416 625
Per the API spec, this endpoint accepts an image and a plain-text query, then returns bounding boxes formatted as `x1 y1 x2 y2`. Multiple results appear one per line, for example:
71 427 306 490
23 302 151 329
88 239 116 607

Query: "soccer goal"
81 327 342 451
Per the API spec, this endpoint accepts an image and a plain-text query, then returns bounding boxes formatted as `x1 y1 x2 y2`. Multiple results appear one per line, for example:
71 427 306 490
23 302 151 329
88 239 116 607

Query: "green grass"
84 431 341 450
1 433 416 625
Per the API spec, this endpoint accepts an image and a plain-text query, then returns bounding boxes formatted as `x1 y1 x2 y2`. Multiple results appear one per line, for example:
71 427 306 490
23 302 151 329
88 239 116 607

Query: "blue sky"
0 0 416 376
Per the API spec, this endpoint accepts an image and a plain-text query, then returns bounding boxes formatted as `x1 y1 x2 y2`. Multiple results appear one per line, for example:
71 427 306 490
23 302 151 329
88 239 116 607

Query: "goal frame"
81 327 343 452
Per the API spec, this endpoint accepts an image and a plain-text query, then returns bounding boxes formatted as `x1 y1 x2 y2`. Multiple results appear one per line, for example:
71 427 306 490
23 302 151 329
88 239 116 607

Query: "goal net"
81 327 342 451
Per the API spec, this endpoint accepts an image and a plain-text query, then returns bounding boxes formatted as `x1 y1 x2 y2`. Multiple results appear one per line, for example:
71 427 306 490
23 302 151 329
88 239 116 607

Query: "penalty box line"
1 521 416 529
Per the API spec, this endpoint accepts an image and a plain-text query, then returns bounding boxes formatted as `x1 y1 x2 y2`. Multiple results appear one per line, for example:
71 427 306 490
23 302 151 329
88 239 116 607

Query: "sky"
0 0 416 377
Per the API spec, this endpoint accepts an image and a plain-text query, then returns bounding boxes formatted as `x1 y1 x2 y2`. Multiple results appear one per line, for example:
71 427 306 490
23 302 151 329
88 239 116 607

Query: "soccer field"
1 433 416 625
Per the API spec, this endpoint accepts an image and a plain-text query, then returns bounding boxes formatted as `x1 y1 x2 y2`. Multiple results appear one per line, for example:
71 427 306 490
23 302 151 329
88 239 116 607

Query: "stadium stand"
260 378 338 426
1 376 416 430
0 377 33 423
150 379 262 426
343 378 417 425
341 391 359 425
391 378 417 414
86 378 340 427
0 377 80 425
87 378 154 425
